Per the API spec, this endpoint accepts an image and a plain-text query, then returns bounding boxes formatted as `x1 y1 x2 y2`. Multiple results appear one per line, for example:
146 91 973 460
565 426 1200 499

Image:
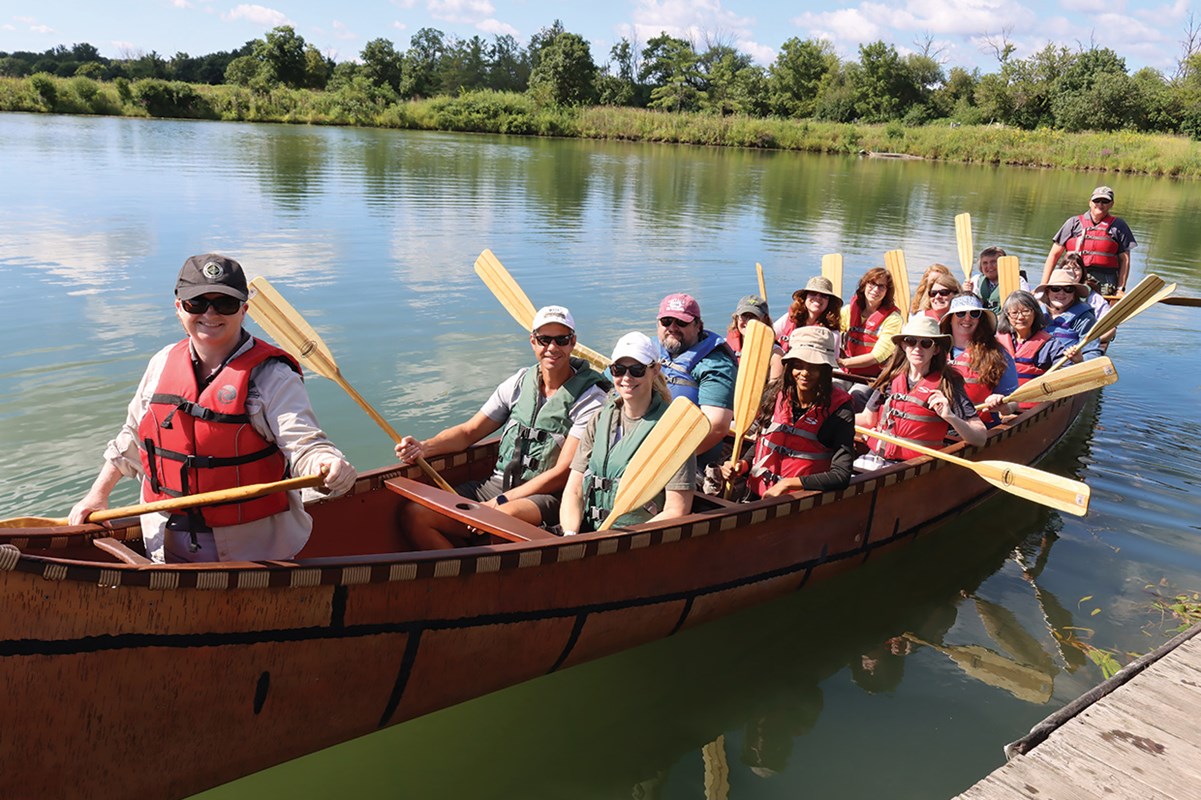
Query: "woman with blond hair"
837 267 902 379
915 269 960 321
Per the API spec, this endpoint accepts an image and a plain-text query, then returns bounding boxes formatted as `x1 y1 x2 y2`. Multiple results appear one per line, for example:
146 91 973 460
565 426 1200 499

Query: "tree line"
6 19 1201 138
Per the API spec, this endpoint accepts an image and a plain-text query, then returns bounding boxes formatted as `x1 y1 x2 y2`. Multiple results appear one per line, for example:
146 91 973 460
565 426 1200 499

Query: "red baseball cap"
658 293 700 322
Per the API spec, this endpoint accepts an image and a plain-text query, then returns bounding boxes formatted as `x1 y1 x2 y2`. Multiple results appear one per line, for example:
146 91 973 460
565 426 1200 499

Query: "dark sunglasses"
534 333 574 347
901 337 935 350
954 309 983 319
180 295 244 315
610 362 649 378
928 288 955 298
659 317 692 329
1047 285 1074 293
1092 198 1112 204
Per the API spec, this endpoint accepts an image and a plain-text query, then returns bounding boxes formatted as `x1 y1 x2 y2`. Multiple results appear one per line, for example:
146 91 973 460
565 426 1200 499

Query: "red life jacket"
775 316 798 350
748 387 852 496
996 330 1052 410
875 372 949 461
1066 213 1120 270
137 338 301 528
844 299 897 377
950 349 997 425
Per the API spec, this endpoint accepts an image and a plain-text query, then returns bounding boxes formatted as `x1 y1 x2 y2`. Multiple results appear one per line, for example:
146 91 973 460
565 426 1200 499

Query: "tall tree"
400 27 445 99
254 25 307 88
528 32 597 105
640 33 703 112
488 34 529 91
360 38 403 92
768 37 835 118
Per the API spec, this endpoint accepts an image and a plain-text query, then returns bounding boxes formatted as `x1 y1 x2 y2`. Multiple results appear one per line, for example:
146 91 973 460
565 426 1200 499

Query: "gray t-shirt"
480 366 607 440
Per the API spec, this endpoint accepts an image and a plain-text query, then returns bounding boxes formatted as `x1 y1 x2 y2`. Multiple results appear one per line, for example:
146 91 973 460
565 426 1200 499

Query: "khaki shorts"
458 474 560 524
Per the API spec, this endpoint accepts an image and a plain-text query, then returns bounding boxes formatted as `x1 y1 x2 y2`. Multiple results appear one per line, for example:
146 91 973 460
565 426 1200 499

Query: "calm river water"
2 113 1200 799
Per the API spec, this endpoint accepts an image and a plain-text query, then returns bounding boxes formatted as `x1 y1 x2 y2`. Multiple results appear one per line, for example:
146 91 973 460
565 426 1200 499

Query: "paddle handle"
722 432 746 500
855 426 970 468
87 470 328 525
756 262 767 302
334 373 457 493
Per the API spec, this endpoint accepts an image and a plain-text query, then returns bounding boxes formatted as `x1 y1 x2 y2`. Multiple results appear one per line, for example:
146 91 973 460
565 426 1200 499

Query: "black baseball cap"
175 254 248 301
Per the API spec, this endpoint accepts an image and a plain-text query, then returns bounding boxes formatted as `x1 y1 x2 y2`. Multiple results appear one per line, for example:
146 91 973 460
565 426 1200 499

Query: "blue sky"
1 0 1193 75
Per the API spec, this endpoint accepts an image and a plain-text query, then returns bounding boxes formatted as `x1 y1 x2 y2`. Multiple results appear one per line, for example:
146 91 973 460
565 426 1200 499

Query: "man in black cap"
1040 185 1137 296
69 253 356 562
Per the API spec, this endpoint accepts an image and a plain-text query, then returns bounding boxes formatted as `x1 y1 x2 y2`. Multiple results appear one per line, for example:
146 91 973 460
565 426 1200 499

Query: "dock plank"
953 624 1201 800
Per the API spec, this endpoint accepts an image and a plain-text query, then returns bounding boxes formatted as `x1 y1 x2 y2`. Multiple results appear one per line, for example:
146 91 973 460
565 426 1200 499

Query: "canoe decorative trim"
0 544 19 571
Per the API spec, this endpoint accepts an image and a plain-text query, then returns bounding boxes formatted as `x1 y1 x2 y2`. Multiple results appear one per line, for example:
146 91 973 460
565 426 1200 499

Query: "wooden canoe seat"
384 477 557 543
92 537 152 565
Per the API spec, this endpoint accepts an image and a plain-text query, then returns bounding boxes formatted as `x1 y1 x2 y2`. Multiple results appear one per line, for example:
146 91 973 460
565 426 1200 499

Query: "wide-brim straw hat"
891 314 951 344
939 293 997 333
1034 269 1089 299
792 275 842 303
782 326 839 368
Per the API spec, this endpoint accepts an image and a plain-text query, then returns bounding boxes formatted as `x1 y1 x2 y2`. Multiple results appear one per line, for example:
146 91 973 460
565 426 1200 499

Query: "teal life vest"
581 392 668 531
658 330 723 402
495 359 607 489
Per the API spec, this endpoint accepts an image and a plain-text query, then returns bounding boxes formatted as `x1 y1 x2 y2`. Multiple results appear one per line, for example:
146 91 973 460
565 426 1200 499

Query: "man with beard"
655 293 736 465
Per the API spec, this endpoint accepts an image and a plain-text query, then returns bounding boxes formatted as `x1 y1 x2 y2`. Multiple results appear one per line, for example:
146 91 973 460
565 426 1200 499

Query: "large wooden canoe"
0 391 1092 799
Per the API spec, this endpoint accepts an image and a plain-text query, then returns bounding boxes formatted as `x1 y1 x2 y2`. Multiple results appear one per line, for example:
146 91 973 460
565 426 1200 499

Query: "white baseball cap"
531 305 575 332
609 331 658 365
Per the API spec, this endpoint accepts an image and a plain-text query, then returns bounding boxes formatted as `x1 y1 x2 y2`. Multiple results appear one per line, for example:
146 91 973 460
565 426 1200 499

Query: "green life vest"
495 359 607 490
581 392 668 531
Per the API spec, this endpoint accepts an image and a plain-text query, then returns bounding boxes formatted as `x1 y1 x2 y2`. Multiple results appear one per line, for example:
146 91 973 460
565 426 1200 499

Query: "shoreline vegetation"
7 19 1201 178
6 75 1201 178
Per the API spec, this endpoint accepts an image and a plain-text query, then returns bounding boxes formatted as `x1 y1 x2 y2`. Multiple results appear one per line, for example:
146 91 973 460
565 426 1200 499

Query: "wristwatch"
495 493 509 505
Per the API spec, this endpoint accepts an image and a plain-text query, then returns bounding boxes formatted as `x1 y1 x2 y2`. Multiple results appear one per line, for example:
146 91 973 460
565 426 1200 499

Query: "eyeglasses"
1047 286 1074 293
929 289 955 298
659 317 691 329
865 282 888 291
954 309 983 319
1007 307 1034 317
901 337 935 350
610 362 649 378
1092 198 1112 205
534 333 574 347
180 295 244 315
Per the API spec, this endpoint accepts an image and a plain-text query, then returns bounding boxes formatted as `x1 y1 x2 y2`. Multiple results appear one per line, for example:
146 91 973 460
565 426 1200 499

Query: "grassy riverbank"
7 74 1201 178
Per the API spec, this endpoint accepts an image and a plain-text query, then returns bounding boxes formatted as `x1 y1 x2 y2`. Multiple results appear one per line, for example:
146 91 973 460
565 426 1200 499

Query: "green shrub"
28 72 57 110
131 79 211 118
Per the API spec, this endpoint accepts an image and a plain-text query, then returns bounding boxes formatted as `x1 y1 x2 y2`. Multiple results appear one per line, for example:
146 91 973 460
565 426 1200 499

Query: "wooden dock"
954 623 1201 799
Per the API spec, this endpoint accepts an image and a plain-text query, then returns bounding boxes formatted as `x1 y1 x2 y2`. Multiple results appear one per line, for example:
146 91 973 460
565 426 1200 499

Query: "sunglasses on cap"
180 295 244 315
954 309 983 319
610 362 649 378
928 288 955 298
534 333 574 347
1047 285 1075 293
659 317 692 329
901 337 935 350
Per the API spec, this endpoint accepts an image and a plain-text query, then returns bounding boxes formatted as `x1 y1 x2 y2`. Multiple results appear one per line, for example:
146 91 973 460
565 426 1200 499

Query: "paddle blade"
1002 356 1117 406
998 255 1021 304
473 248 609 372
247 277 341 382
884 249 910 321
1047 274 1165 373
974 459 1090 516
598 398 710 531
821 253 843 298
756 262 767 302
474 248 538 331
955 213 974 282
0 516 68 529
731 319 774 437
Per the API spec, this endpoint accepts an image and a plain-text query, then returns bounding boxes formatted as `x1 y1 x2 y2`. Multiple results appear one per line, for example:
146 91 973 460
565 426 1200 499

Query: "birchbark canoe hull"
0 392 1090 799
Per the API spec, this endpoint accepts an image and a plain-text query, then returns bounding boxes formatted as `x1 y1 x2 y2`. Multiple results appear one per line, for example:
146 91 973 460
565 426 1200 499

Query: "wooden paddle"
755 262 767 302
1046 274 1168 373
955 213 974 283
473 248 609 371
854 426 1090 516
884 249 910 321
997 254 1021 304
903 633 1053 704
597 397 710 532
1105 293 1201 307
246 276 455 493
821 253 843 298
0 472 327 529
974 356 1118 411
724 319 774 498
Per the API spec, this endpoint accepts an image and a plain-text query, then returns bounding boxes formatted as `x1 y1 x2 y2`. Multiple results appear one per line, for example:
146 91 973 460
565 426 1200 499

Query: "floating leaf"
1091 608 1102 616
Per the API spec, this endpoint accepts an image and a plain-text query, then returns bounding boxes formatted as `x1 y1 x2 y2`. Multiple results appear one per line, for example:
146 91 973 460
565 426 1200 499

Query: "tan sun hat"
782 326 839 367
891 314 951 345
1034 269 1088 300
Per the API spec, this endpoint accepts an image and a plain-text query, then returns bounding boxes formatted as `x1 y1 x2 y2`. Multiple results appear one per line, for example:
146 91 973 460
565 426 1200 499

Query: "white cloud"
392 0 417 8
740 39 775 65
627 0 756 45
392 20 408 32
331 20 357 41
172 0 193 8
1 23 14 32
30 23 53 34
478 18 518 37
222 4 292 28
428 0 495 24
